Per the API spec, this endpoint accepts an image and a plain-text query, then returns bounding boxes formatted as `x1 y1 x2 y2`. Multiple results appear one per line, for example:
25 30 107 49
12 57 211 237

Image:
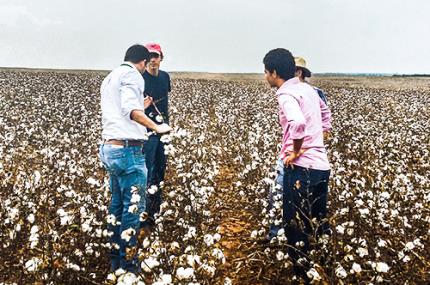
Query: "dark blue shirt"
313 87 328 105
142 70 171 125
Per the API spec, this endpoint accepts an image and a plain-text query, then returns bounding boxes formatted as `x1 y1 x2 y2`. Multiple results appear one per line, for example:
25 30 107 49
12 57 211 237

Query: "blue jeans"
268 158 284 239
144 135 167 219
283 165 330 275
99 144 147 272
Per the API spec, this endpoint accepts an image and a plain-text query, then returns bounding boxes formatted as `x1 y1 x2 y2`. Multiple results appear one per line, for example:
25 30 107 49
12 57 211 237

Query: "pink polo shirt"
277 78 332 170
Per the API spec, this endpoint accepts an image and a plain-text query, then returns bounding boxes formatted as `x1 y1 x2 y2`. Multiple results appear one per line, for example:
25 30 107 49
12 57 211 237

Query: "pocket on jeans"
104 146 126 159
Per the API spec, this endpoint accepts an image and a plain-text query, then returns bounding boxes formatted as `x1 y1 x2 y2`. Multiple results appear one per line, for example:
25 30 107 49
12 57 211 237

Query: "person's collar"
146 68 159 77
276 77 300 95
122 61 138 71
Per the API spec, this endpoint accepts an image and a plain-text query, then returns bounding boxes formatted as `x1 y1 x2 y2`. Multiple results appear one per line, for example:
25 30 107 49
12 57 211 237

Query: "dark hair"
124 44 150 63
263 48 296 80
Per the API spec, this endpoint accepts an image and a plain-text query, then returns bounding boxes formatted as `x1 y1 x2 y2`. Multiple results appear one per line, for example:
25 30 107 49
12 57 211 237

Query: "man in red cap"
141 43 172 228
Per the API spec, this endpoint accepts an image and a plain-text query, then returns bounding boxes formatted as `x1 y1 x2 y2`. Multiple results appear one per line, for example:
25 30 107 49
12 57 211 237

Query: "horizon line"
1 66 429 77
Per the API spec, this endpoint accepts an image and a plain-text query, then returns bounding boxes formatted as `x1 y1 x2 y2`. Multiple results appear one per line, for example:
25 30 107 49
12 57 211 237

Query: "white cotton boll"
276 251 285 261
142 238 151 249
212 248 226 263
27 214 35 224
200 264 216 278
141 256 160 272
176 267 195 280
103 229 113 237
162 274 173 283
186 255 201 268
118 272 137 285
106 273 117 282
86 177 99 186
160 201 169 212
106 214 117 225
184 246 195 253
139 212 148 222
340 207 349 215
375 262 390 273
128 204 138 214
130 186 138 193
30 225 39 234
307 268 322 281
10 207 19 219
402 255 411 263
352 263 362 273
359 208 370 217
120 228 136 242
160 134 171 143
187 227 197 238
115 268 126 276
25 257 42 272
154 274 172 284
148 185 158 195
130 193 141 203
169 241 180 252
405 242 415 251
56 208 67 217
213 233 221 242
81 223 92 233
380 192 390 199
95 229 103 237
60 215 73 226
357 247 369 257
155 115 164 123
34 170 41 184
336 225 345 235
67 263 80 271
203 234 214 246
335 265 348 279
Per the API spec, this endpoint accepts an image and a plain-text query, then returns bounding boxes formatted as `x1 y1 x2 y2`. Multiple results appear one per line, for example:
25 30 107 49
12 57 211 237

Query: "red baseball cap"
145 43 163 56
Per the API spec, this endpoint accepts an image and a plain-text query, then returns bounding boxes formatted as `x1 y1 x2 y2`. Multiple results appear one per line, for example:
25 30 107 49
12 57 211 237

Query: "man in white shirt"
99 44 172 273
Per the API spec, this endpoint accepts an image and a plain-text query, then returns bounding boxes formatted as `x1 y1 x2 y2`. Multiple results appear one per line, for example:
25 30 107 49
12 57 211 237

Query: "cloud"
0 4 61 28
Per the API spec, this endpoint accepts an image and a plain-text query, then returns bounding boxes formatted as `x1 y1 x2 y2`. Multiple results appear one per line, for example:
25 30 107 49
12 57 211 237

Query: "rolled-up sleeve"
279 94 306 140
319 98 332 132
119 70 144 119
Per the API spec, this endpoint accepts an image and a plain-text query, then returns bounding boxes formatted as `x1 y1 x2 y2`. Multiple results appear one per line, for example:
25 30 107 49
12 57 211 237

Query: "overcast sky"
0 0 429 74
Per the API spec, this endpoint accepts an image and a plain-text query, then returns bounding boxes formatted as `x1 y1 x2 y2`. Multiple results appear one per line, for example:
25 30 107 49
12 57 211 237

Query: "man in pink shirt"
263 48 332 279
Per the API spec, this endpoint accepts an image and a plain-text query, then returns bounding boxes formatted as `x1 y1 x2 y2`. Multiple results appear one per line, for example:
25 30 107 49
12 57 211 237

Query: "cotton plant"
0 72 429 284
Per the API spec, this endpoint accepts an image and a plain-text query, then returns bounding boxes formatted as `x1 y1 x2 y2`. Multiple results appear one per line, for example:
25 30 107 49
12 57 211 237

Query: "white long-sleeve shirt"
101 62 147 140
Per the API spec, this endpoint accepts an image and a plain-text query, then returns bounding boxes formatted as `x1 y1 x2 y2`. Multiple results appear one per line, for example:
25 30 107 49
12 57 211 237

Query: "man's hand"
144 96 153 109
283 149 306 166
154 123 172 134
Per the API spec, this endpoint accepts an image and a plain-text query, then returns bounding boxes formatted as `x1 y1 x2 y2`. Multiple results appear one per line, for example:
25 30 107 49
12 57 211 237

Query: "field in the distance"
0 70 429 284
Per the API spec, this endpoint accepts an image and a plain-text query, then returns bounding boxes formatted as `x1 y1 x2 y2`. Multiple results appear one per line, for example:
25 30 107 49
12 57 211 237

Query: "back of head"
263 48 296 80
124 44 150 64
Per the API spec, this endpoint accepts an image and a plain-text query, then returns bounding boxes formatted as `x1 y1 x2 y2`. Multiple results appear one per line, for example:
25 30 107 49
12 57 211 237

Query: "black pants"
283 165 330 276
144 134 167 219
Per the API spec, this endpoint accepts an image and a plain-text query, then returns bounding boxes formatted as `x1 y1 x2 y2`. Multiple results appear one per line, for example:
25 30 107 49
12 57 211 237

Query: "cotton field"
0 70 429 284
